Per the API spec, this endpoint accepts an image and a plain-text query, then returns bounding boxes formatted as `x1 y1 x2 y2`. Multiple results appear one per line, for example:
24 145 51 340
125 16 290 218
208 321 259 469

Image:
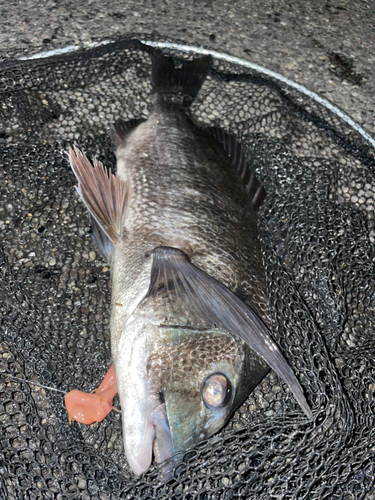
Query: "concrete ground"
0 0 374 138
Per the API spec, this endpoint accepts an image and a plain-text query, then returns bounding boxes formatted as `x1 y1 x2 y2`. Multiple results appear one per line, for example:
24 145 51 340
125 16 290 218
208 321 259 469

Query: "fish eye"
202 373 232 409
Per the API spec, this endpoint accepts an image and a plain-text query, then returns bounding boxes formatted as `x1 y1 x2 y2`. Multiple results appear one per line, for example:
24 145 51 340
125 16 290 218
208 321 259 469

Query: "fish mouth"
125 402 174 476
149 403 175 475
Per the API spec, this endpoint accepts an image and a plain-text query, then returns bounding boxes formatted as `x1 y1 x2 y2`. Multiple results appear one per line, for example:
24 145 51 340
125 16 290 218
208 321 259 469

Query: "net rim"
15 37 375 149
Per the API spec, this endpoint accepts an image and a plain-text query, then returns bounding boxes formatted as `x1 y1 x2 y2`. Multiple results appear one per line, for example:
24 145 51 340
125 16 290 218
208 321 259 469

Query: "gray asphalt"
1 0 374 137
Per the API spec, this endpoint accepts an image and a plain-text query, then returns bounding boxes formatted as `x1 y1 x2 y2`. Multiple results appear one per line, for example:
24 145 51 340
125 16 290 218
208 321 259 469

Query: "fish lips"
121 399 174 476
149 403 175 471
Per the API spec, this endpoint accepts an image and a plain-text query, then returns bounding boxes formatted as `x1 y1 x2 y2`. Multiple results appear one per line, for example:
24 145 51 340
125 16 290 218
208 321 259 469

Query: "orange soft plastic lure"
64 364 118 424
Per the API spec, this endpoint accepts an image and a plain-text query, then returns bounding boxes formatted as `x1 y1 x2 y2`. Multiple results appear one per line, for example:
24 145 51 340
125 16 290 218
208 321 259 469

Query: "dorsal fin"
208 127 267 210
68 147 130 261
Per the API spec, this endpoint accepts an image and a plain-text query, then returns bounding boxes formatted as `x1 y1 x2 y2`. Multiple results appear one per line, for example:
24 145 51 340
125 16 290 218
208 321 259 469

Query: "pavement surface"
1 0 374 137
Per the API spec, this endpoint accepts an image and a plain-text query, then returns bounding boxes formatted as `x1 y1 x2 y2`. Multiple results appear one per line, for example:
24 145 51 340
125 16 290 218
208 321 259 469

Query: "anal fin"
68 147 130 255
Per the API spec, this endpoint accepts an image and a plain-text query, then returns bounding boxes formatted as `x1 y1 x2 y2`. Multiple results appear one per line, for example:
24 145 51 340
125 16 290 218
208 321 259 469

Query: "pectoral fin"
68 147 130 260
148 246 312 419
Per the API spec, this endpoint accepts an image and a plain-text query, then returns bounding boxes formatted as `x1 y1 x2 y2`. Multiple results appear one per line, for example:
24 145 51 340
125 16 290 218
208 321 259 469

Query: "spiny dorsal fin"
207 127 267 210
148 246 313 419
68 147 130 250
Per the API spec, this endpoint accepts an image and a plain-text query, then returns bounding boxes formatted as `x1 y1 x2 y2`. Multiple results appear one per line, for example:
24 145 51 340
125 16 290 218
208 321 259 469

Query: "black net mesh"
1 38 375 499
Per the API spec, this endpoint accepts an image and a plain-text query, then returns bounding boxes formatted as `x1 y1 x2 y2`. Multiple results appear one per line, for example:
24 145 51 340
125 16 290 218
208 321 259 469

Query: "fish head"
148 328 254 456
114 294 267 476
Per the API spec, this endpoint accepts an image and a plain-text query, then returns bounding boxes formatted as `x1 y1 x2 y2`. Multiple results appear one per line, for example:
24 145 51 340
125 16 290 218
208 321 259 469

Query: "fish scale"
114 106 268 314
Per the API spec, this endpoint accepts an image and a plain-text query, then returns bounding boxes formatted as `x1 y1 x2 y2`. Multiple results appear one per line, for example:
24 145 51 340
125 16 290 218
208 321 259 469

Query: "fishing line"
2 372 66 394
1 373 123 414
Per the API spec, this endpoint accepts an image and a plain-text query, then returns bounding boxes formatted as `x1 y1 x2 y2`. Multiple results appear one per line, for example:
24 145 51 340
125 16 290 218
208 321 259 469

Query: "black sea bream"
67 52 312 476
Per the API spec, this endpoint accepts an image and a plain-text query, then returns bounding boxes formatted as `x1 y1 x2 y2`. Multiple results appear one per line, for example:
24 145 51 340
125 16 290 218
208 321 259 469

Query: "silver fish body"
69 52 311 476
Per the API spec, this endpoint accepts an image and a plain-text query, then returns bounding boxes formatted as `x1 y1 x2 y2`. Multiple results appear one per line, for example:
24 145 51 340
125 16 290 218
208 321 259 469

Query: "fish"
65 51 312 477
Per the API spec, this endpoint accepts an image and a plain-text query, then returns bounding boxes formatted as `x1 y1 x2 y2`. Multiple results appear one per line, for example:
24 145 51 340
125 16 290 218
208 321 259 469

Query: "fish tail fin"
151 51 212 107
